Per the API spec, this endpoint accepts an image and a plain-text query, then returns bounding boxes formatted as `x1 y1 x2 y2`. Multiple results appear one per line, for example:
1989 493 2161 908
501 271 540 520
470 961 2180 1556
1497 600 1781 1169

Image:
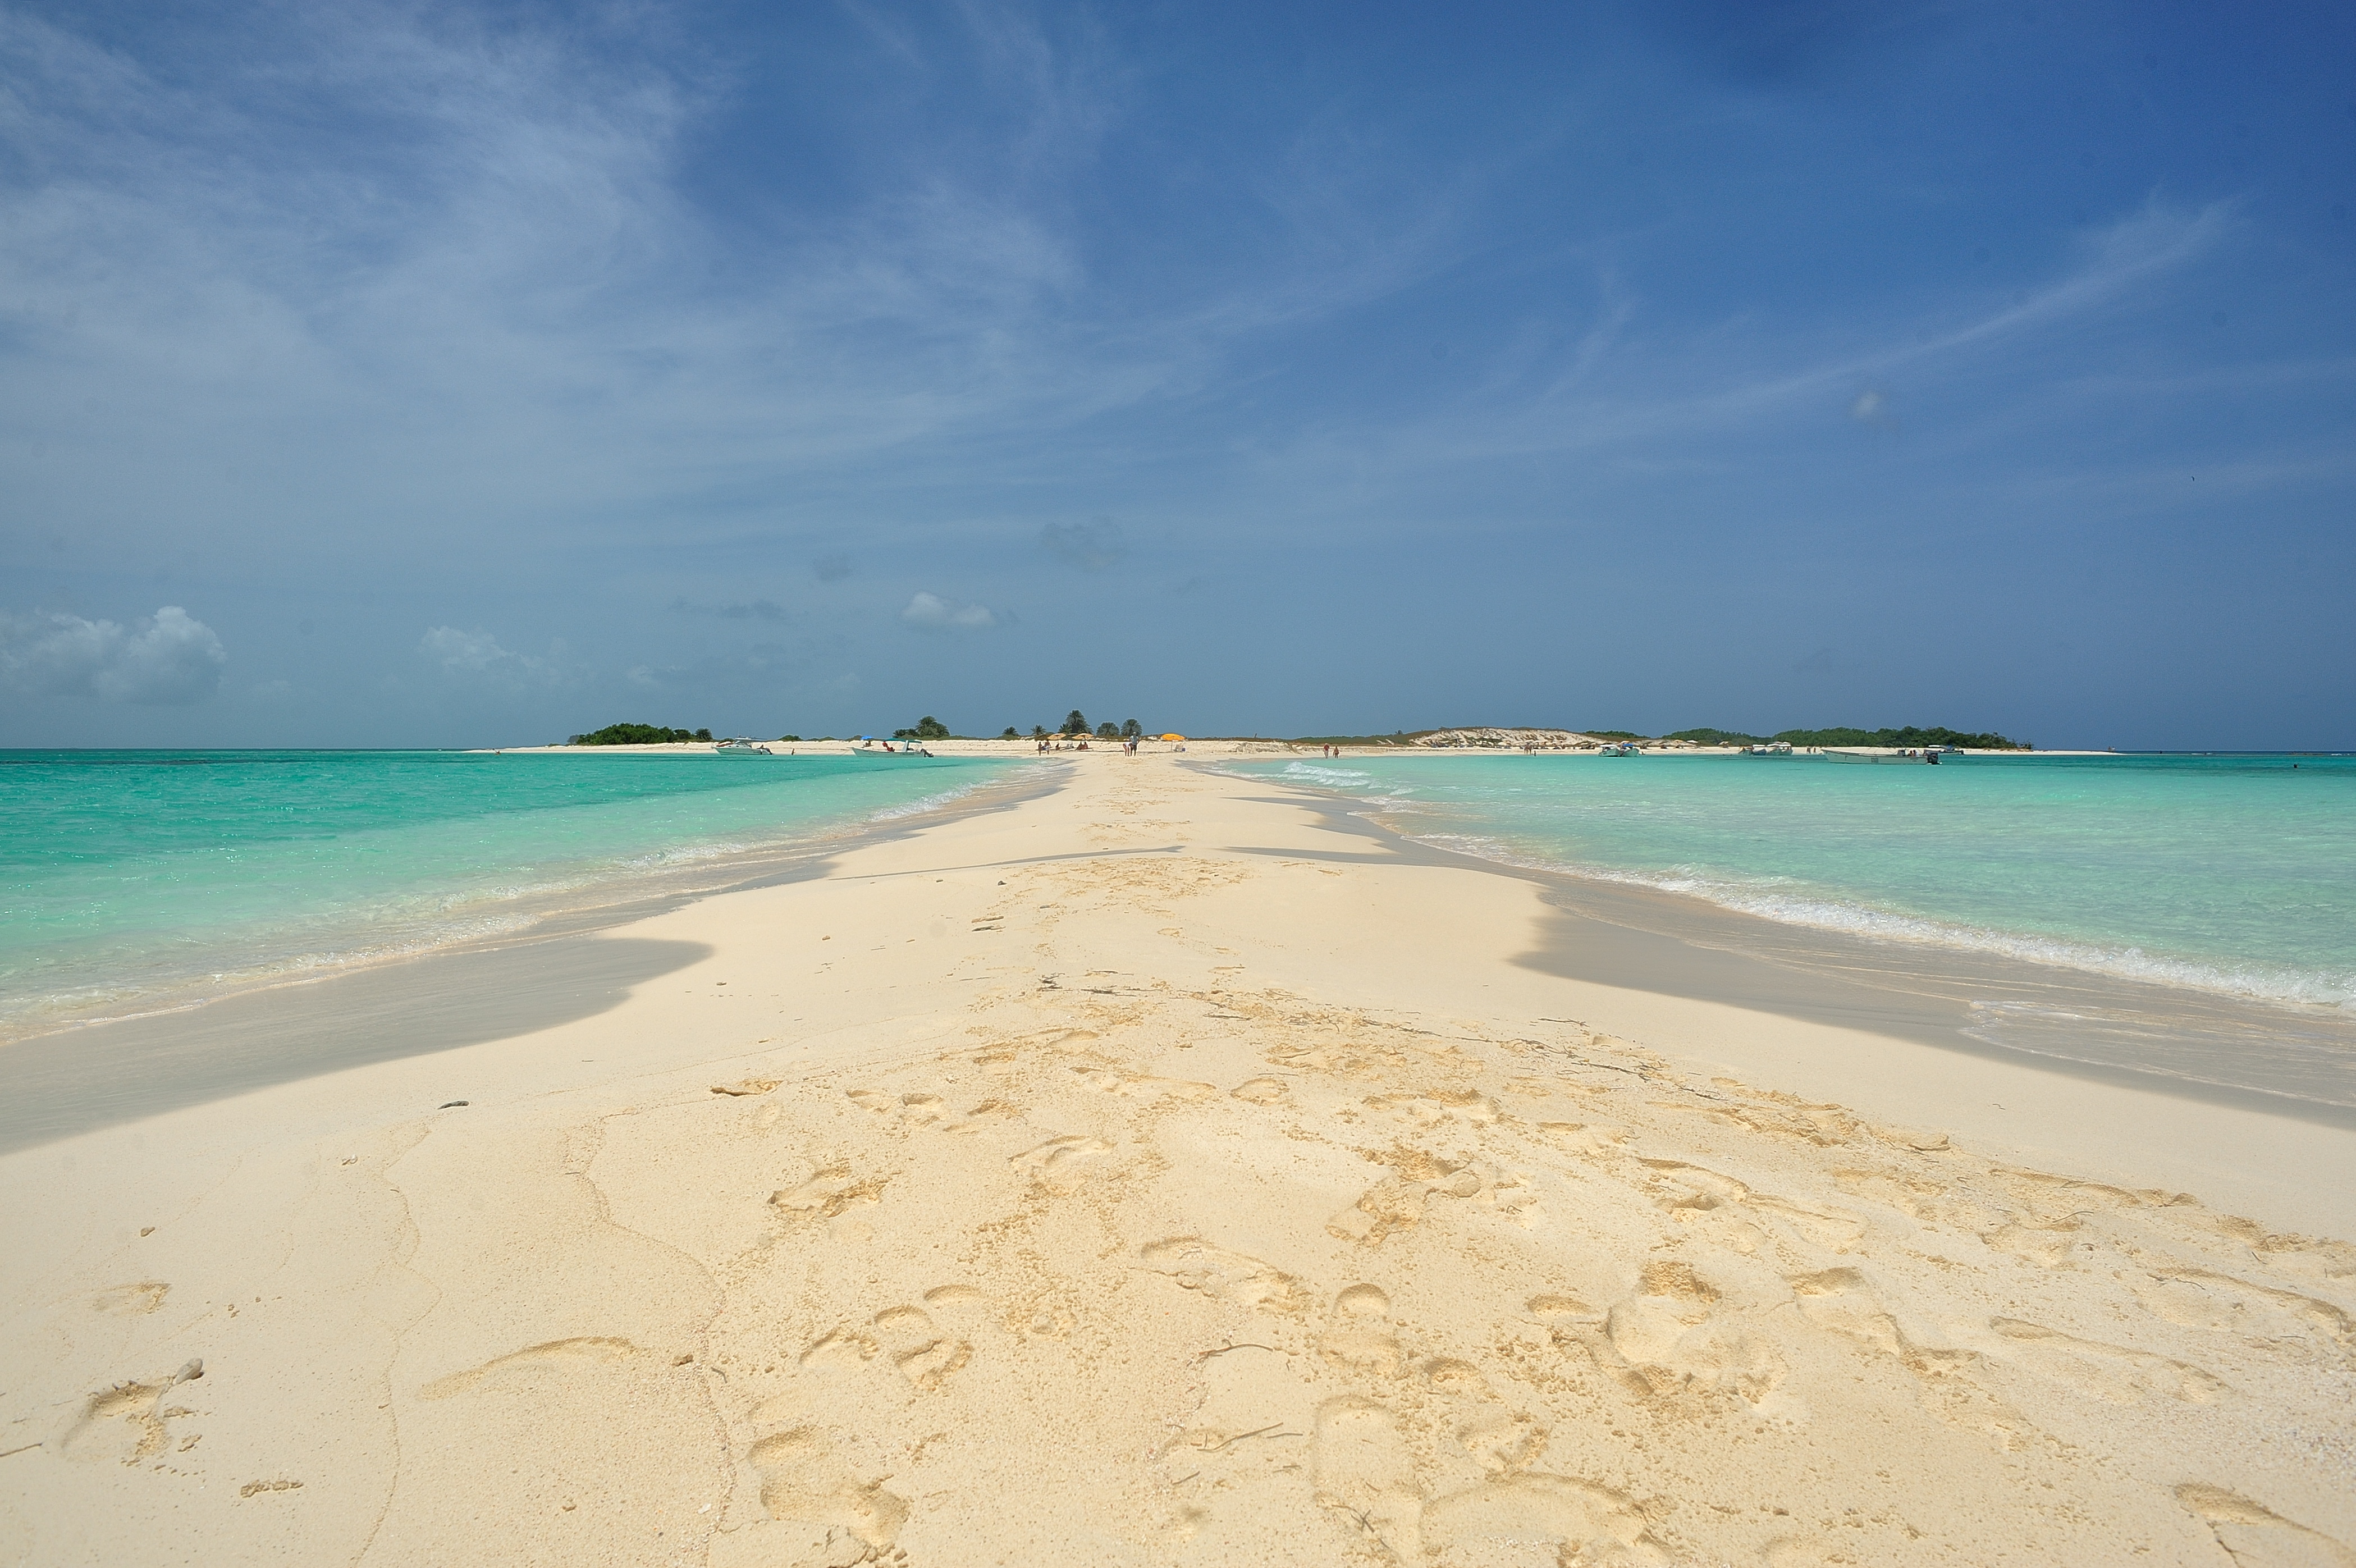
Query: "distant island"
1283 725 2032 751
1663 726 2030 751
556 719 2031 752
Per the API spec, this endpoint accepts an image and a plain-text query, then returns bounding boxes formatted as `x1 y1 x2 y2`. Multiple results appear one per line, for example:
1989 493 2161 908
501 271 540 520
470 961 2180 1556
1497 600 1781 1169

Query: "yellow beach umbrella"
1160 733 1186 742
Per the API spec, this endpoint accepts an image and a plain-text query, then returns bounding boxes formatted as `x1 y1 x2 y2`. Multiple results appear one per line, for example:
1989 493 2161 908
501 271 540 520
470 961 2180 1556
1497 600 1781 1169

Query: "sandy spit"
2 753 2350 1566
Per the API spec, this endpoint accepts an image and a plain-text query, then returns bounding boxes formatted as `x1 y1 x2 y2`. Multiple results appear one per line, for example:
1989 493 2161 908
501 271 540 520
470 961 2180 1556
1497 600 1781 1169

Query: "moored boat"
1821 746 1953 764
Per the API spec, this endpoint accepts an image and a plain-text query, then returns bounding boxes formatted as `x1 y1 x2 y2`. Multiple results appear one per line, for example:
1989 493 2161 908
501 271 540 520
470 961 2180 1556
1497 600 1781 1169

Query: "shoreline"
4 752 2350 1564
0 762 1066 1152
0 753 1050 1054
1222 748 2356 1017
13 749 2349 1151
1229 767 2356 1128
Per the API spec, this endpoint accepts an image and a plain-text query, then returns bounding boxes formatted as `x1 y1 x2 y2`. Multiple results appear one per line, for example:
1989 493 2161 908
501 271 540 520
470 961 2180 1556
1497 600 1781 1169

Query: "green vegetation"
1121 718 1142 739
1095 721 1119 739
891 715 951 741
1060 709 1090 737
1031 725 1049 739
1000 726 1021 739
569 723 710 745
776 735 802 742
1269 724 2030 751
1771 725 2029 750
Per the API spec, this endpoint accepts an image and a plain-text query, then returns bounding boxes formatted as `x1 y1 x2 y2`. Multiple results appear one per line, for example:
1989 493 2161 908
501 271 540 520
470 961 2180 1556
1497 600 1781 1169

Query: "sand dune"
2 756 2350 1565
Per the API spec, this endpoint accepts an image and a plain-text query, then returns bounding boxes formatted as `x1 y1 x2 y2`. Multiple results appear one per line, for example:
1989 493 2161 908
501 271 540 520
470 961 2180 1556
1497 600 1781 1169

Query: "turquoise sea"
0 749 1019 1042
1244 753 2356 1015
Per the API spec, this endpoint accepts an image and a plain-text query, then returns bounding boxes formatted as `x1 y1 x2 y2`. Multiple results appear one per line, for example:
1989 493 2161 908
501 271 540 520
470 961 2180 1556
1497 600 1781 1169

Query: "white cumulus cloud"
900 592 998 630
0 605 227 705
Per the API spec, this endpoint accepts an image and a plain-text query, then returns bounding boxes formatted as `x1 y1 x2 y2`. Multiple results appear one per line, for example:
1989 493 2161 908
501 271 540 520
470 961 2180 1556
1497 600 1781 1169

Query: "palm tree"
1062 710 1089 737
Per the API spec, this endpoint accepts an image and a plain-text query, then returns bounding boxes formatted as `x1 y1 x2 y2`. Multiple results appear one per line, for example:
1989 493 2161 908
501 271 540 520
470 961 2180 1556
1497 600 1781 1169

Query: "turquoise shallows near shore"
0 749 1019 1041
1248 753 2356 1012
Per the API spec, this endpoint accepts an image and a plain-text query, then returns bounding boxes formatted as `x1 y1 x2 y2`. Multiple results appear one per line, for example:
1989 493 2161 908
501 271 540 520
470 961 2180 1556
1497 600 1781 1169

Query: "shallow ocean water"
0 749 1019 1041
1244 752 2356 1014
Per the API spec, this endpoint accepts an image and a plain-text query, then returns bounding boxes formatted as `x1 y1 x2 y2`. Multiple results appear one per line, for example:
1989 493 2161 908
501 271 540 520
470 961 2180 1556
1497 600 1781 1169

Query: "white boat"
1744 742 1794 756
1822 747 1952 765
715 738 774 755
1600 741 1643 756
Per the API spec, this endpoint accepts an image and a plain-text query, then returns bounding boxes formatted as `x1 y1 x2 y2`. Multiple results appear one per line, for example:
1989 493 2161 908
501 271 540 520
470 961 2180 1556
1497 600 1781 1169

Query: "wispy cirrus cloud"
0 0 1485 575
1229 198 2245 522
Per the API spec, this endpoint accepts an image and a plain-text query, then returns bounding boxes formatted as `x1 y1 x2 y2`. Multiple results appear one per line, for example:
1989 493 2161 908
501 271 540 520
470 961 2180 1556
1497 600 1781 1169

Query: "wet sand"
1249 784 2356 1127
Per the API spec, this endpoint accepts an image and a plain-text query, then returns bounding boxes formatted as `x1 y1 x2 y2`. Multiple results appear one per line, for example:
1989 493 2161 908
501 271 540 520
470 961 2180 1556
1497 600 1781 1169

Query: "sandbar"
2 752 2349 1565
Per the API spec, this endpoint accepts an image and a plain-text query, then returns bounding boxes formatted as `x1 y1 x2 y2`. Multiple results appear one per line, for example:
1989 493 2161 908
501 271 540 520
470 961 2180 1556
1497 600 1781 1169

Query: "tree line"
907 711 1149 741
569 723 713 745
1010 710 1142 741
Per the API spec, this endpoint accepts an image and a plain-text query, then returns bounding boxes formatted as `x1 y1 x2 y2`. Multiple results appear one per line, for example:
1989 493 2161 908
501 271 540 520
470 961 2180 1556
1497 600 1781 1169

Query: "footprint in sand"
921 1283 989 1309
1073 1066 1217 1102
1311 1393 1661 1565
1140 1238 1311 1316
1537 1121 1627 1155
60 1359 204 1462
1603 1259 1789 1406
845 1089 948 1128
940 1096 1023 1134
1229 1077 1288 1104
1364 1090 1500 1129
1421 1472 1666 1566
419 1337 639 1400
1980 1218 2087 1269
1451 1404 1548 1475
2176 1483 2356 1568
1327 1178 1425 1246
869 1305 971 1392
1639 1160 1864 1252
798 1327 879 1370
1525 1292 1594 1329
1010 1134 1114 1195
92 1281 170 1316
2131 1266 2354 1345
1788 1268 1905 1357
1317 1284 1403 1378
771 1164 889 1222
1330 1151 1536 1245
744 1427 908 1561
1312 1396 1425 1559
1985 1317 2230 1405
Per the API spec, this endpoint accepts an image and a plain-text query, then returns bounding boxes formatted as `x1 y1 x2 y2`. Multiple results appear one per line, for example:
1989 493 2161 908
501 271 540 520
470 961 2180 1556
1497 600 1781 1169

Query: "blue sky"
2 1 2352 747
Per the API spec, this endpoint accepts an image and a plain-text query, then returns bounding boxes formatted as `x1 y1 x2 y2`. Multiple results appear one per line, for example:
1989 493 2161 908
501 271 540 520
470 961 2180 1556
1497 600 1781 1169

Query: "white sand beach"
3 753 2352 1566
